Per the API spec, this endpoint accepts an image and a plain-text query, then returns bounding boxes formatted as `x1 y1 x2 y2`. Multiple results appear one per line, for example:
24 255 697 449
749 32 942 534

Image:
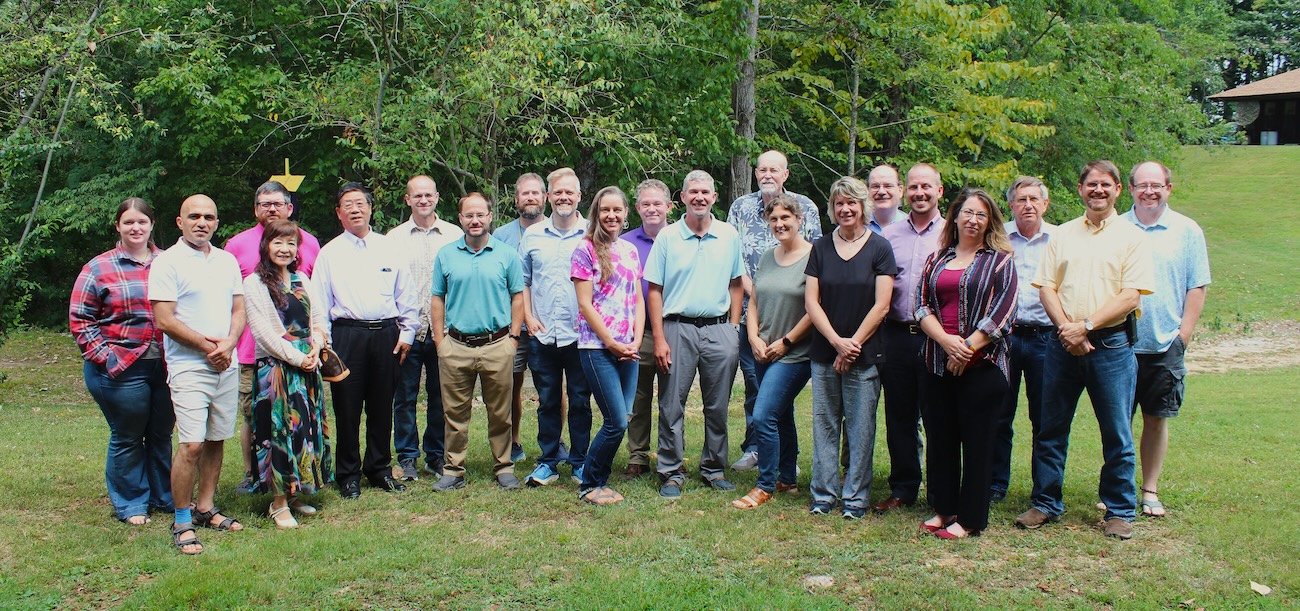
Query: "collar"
404 217 453 235
676 215 723 239
1083 210 1119 232
1006 220 1054 242
341 228 376 247
906 213 943 234
1128 205 1172 230
538 216 586 238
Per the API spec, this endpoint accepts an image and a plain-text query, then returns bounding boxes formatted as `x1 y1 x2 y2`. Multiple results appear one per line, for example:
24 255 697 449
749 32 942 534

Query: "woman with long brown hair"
914 188 1017 539
571 186 644 504
243 220 333 528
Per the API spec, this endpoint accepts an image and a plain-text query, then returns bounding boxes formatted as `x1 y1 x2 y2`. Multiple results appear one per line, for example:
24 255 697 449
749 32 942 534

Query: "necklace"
836 228 866 243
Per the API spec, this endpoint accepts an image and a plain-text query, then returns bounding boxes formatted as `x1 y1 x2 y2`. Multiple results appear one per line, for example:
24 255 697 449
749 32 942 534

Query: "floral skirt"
254 356 334 495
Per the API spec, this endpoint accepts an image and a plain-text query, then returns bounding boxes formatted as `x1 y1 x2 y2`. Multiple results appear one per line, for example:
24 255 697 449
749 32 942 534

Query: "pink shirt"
225 224 322 365
570 239 641 349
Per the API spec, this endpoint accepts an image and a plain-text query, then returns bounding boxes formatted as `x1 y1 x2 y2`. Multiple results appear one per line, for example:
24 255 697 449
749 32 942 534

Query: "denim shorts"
512 330 531 373
1135 336 1186 418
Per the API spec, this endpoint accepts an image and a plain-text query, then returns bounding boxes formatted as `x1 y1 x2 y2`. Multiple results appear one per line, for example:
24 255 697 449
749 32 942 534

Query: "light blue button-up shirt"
520 218 586 346
868 207 907 235
1121 206 1211 354
1005 219 1055 327
644 216 744 318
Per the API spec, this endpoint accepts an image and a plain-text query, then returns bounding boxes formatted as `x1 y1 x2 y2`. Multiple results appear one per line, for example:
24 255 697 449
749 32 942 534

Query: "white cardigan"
242 273 327 368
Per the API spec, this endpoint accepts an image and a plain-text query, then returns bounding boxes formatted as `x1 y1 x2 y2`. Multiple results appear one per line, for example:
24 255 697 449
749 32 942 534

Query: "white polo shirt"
148 238 244 374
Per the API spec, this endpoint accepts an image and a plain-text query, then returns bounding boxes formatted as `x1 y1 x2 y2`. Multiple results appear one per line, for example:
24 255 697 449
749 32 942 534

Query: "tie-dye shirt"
570 238 642 349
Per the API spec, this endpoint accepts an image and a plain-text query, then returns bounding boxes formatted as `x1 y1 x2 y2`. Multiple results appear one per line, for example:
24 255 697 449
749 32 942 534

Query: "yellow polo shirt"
1032 211 1154 323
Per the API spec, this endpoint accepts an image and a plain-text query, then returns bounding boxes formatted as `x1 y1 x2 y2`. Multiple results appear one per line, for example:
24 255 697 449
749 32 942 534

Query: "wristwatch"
509 334 521 341
781 337 794 348
1083 318 1095 332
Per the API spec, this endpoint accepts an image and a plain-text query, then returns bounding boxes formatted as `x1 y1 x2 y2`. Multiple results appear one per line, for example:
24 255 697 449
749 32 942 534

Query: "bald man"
866 165 906 234
150 194 247 554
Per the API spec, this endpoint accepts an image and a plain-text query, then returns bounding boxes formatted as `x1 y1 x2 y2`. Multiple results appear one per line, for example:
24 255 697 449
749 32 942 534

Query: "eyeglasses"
1083 181 1117 190
958 209 989 221
1132 183 1167 192
256 201 289 210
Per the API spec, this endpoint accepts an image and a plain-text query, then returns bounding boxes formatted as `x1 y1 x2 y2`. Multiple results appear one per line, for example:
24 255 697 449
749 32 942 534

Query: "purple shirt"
225 224 322 365
571 239 641 349
620 226 656 299
881 214 945 322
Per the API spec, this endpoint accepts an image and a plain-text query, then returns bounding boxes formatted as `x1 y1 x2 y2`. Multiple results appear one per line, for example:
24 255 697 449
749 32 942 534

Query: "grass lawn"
1173 145 1300 331
0 330 1296 608
1 144 1295 608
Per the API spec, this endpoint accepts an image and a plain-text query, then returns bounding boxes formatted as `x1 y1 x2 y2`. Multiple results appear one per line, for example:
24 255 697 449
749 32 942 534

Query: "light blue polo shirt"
1122 206 1211 354
868 207 907 235
643 216 743 318
431 236 524 335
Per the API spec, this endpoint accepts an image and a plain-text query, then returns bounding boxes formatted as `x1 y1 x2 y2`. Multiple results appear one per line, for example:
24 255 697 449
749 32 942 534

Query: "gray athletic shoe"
730 451 759 472
398 457 419 482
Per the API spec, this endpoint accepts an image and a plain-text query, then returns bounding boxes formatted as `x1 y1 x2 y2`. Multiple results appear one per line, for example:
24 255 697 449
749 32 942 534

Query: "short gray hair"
681 170 714 194
1006 176 1049 203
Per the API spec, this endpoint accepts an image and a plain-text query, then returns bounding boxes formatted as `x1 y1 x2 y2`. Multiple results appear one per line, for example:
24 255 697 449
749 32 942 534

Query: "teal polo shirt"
643 216 743 318
431 236 524 335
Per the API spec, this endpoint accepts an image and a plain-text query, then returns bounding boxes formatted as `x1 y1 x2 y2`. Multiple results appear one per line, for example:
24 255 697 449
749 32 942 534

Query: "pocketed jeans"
1031 328 1138 522
83 358 175 519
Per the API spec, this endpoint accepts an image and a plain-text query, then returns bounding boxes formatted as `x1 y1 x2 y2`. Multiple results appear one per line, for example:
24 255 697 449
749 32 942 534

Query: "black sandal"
171 523 203 555
194 506 243 531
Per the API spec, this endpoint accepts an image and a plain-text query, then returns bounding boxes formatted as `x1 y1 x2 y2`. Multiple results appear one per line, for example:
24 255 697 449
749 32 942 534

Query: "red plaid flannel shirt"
69 245 164 377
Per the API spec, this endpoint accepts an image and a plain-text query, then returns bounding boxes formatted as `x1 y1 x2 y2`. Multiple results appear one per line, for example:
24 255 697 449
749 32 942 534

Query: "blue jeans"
753 359 810 492
528 338 592 469
737 323 759 453
579 349 637 490
810 361 881 510
991 330 1050 494
1031 329 1138 521
393 335 444 466
83 359 174 519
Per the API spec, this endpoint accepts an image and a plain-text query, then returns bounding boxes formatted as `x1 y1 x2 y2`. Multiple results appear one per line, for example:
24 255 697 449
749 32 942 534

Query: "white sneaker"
731 451 759 471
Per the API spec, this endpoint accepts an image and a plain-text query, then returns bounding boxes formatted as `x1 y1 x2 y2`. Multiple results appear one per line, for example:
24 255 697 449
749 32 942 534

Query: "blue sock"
175 507 193 526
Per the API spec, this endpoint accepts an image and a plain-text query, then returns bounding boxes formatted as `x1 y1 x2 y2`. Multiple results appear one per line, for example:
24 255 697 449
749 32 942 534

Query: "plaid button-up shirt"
69 245 163 377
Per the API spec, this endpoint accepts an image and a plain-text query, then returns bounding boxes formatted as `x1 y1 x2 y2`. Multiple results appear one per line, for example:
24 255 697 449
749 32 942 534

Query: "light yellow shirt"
1031 211 1154 323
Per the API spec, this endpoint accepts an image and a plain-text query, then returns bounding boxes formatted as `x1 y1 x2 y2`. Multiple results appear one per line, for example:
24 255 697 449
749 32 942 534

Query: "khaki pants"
438 336 516 476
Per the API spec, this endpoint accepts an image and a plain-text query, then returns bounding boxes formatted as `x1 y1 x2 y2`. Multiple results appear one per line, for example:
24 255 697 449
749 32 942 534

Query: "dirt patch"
1186 320 1300 374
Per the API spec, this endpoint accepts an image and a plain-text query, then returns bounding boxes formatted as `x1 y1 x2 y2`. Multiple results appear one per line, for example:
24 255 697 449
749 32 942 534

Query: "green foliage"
0 0 1247 327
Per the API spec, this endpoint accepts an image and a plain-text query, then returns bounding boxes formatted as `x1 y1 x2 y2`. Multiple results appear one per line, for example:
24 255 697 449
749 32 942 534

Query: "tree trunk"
848 56 859 176
577 146 598 211
730 0 760 204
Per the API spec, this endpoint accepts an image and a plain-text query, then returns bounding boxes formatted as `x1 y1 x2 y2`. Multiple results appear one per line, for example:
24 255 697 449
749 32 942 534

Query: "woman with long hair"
70 198 175 528
732 195 815 510
243 219 333 528
804 177 897 519
915 188 1017 539
572 186 644 504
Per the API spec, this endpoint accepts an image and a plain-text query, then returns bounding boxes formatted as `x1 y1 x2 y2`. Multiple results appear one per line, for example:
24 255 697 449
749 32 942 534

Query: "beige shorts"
238 364 255 424
170 368 240 443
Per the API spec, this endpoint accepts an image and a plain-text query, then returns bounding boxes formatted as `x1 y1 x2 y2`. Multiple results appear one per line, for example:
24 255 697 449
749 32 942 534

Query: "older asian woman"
804 177 897 519
243 220 333 528
915 188 1017 539
70 198 174 527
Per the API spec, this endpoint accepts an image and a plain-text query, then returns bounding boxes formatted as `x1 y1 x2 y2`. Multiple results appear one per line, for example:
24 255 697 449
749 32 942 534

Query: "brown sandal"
171 523 203 555
194 506 244 531
732 487 774 509
580 487 625 505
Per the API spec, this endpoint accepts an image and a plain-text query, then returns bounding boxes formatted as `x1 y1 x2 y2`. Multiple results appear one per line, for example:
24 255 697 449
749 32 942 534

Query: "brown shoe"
1014 507 1059 529
620 464 648 481
870 497 911 513
1103 518 1134 540
775 482 799 494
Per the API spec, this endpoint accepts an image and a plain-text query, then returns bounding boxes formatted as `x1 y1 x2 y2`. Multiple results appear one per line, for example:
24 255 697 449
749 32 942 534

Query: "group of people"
69 150 1209 554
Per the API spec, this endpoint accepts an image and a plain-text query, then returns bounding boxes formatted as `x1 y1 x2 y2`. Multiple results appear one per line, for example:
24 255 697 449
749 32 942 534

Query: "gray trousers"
810 361 882 510
656 320 739 480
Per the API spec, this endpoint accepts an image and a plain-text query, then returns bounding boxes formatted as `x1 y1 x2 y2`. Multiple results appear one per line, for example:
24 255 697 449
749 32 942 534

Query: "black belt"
1013 324 1055 335
886 320 922 335
1086 324 1127 343
333 317 397 330
448 327 510 347
664 314 728 327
